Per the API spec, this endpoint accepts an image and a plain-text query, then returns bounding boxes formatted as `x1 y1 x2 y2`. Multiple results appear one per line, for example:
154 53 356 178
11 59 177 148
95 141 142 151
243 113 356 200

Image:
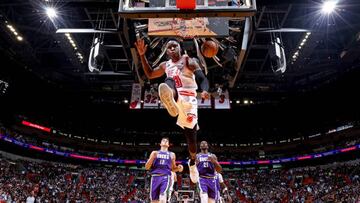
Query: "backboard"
118 0 257 18
119 0 255 38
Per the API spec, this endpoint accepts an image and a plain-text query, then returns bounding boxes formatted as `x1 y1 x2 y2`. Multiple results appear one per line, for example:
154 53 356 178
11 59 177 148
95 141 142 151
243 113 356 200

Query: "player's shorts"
150 174 171 201
198 176 218 200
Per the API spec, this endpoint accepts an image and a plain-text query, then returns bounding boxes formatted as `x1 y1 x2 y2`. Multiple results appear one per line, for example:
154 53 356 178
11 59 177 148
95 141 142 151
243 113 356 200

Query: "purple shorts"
198 177 218 199
150 175 171 200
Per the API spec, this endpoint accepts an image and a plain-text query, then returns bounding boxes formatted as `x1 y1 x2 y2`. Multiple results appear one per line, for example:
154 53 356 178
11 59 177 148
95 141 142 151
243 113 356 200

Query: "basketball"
201 40 219 58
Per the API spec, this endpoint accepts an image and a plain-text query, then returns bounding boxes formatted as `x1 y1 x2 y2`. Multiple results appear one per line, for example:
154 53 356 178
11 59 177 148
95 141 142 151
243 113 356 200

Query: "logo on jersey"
199 157 209 162
157 154 170 159
186 113 197 123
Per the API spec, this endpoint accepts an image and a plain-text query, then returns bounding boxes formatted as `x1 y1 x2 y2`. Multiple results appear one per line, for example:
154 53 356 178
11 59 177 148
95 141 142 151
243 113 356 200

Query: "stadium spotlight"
46 7 57 18
322 1 337 14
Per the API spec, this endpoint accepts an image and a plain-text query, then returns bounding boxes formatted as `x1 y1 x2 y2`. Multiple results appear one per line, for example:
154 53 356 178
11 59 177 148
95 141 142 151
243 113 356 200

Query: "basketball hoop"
177 190 194 203
182 195 189 203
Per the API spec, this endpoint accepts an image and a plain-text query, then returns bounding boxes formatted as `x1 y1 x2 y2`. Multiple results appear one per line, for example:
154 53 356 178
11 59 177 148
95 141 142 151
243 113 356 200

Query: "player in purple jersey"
196 141 222 203
136 38 210 183
145 137 183 203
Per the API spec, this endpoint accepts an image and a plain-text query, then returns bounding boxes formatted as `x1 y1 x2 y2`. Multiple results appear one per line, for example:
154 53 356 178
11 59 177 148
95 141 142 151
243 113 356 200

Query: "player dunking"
197 141 222 203
145 137 183 203
135 39 210 184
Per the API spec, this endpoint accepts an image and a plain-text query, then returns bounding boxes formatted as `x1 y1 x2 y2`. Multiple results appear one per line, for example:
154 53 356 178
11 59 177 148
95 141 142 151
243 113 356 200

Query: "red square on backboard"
176 0 196 10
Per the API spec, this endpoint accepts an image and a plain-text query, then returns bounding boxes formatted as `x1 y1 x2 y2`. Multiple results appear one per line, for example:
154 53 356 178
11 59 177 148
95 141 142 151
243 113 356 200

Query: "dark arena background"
1 0 360 202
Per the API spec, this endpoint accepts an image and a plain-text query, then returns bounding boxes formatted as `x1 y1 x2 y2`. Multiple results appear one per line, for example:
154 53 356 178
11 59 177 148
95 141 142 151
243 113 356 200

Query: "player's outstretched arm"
135 39 166 79
194 69 210 100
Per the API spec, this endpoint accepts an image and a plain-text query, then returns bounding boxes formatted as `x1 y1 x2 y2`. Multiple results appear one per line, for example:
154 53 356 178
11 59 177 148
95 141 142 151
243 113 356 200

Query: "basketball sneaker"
159 83 179 117
188 159 199 183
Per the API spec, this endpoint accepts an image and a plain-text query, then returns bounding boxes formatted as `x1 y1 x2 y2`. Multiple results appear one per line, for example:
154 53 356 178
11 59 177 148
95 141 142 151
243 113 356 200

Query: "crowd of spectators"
2 124 360 162
0 156 147 203
1 153 360 203
229 160 360 202
2 123 360 202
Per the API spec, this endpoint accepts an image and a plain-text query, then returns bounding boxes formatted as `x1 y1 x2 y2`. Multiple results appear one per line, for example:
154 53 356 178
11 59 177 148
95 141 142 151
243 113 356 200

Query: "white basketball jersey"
165 58 198 92
217 173 224 183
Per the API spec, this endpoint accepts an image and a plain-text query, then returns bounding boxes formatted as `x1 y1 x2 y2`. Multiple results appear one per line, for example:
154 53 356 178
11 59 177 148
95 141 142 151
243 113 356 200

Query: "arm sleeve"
194 69 209 92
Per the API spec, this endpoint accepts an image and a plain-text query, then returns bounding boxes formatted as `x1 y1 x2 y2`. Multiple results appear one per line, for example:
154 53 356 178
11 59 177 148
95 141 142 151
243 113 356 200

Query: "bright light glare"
322 1 337 14
46 7 57 18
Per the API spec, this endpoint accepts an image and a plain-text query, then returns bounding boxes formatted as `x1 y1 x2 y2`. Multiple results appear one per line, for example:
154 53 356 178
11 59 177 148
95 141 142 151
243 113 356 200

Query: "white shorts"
176 90 199 130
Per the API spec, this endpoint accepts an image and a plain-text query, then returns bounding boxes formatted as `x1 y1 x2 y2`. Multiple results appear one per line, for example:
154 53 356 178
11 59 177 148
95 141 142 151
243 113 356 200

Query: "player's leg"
200 193 209 203
164 77 178 100
207 178 217 203
185 126 199 183
159 194 167 203
176 94 199 183
185 126 197 162
150 176 161 203
208 198 216 203
159 175 171 203
198 178 209 203
159 77 179 117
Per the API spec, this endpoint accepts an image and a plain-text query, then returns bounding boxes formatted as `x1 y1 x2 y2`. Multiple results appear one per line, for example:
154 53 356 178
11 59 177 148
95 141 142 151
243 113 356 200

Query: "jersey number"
160 160 165 165
203 162 209 168
173 75 183 88
145 94 157 104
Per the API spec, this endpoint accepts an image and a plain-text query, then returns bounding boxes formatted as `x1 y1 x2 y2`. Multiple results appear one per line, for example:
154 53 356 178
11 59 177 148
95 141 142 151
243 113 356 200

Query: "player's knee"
164 77 177 94
208 198 216 203
200 193 209 203
159 193 167 203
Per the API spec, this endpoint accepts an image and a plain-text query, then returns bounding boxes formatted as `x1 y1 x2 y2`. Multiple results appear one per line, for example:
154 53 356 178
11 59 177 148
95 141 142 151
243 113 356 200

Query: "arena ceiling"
1 0 360 99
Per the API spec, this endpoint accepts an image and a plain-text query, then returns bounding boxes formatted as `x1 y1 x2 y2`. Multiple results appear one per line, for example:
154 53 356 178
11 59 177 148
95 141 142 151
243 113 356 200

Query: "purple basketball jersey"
151 150 172 175
197 153 215 177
